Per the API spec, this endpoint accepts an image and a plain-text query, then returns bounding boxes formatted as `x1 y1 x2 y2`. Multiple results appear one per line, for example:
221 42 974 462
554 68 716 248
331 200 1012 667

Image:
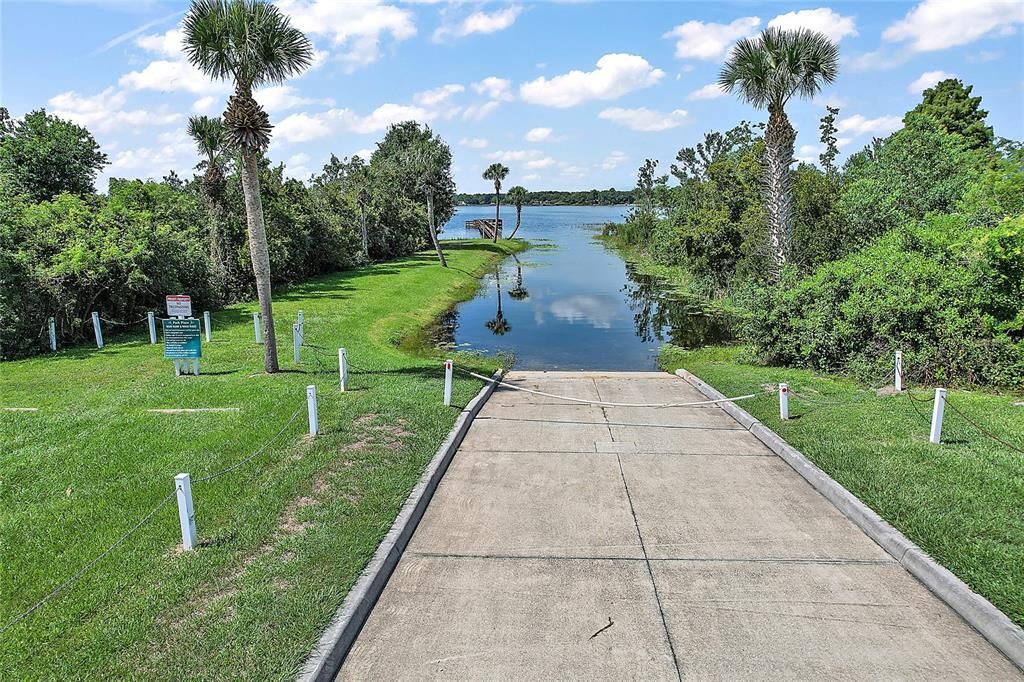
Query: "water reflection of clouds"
548 295 619 329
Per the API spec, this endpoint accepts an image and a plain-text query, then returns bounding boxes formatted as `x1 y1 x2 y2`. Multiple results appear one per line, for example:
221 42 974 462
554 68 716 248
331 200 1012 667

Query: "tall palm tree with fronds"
506 185 527 239
407 137 450 267
719 27 839 278
183 0 312 373
482 163 509 242
186 115 229 285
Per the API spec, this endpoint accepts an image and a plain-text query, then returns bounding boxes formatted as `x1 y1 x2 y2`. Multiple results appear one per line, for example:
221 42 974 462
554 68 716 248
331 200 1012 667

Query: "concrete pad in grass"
590 377 711 405
338 556 678 680
609 423 772 455
602 405 745 429
459 412 612 452
407 450 642 559
652 559 1021 679
620 453 889 561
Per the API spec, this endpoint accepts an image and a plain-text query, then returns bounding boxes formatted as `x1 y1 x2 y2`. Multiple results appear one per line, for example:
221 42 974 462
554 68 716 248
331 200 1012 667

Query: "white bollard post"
293 324 300 364
148 311 157 344
339 348 348 391
92 312 104 349
306 384 319 435
203 311 211 343
48 317 57 351
779 383 790 420
253 312 262 344
297 310 304 335
175 473 197 550
894 351 903 393
443 359 453 407
929 388 946 444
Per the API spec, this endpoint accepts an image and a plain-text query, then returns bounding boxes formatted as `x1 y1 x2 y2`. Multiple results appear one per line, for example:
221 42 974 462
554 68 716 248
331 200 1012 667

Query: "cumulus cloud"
256 85 330 113
598 107 688 132
276 103 434 142
908 70 955 94
472 76 515 101
106 130 194 180
767 8 858 42
462 100 501 121
487 149 555 169
119 59 228 95
192 96 218 113
459 137 489 149
135 27 184 57
837 113 903 137
519 53 664 108
687 83 727 101
883 0 1024 53
664 17 760 60
434 5 522 41
276 0 415 71
413 83 465 106
601 150 628 170
48 87 181 133
525 127 557 142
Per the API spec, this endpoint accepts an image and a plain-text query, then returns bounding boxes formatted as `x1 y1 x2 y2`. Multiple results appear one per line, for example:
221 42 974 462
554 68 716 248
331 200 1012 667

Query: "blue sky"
2 0 1022 193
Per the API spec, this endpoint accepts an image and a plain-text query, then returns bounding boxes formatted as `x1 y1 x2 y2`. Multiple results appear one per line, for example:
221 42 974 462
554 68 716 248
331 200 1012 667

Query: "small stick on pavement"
589 616 614 640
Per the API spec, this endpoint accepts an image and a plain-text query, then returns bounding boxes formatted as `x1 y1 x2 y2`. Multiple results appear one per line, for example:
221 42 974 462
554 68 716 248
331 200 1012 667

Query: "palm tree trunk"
492 191 500 242
426 192 447 267
508 205 522 239
239 147 279 372
764 104 796 279
204 196 227 297
359 207 368 257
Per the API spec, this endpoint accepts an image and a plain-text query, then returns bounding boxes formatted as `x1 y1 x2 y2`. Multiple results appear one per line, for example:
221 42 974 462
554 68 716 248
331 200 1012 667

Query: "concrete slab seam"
297 369 504 682
674 368 1024 671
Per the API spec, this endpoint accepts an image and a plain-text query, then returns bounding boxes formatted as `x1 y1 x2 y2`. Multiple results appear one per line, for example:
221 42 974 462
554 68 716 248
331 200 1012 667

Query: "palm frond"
186 114 228 161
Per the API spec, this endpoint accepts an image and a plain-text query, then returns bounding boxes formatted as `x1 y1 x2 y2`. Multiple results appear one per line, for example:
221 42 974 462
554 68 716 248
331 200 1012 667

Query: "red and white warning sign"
166 295 193 318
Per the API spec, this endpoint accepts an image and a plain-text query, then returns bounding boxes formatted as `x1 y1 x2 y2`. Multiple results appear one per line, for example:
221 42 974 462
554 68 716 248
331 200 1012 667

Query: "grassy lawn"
661 344 1024 628
0 239 524 679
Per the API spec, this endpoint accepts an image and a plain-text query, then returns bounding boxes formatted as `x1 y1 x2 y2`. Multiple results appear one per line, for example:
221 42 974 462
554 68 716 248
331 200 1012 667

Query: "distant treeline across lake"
456 188 634 206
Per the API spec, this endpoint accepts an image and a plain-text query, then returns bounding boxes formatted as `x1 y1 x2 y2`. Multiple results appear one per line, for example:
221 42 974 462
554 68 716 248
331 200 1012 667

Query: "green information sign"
163 318 202 359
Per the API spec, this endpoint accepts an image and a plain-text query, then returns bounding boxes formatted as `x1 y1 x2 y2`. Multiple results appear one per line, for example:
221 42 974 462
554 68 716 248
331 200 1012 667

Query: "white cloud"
462 100 501 121
119 59 228 95
276 102 434 142
135 27 183 57
256 85 324 113
908 70 955 94
48 87 181 133
460 137 489 149
598 107 688 132
601 150 628 170
796 144 823 164
276 0 416 72
767 8 858 42
487 149 555 169
192 96 218 113
413 83 464 106
664 16 760 60
519 53 664 108
837 113 903 137
106 130 194 180
434 5 522 41
813 93 849 108
471 76 515 101
523 173 541 182
687 83 726 101
284 152 313 180
884 0 1024 53
559 163 587 178
525 127 555 142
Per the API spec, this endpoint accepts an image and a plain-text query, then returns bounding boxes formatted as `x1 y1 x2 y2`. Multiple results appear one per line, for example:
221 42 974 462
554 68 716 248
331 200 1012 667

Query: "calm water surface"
438 205 731 370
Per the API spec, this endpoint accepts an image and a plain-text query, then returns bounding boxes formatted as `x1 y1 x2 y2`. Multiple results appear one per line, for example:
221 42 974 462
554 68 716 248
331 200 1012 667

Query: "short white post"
148 311 157 344
894 351 903 392
306 384 319 435
929 388 946 444
339 348 348 391
91 312 104 349
203 311 211 342
192 359 199 377
443 359 453 407
779 383 790 420
48 317 57 351
175 473 197 551
297 310 304 335
174 359 181 376
253 312 262 344
293 324 300 364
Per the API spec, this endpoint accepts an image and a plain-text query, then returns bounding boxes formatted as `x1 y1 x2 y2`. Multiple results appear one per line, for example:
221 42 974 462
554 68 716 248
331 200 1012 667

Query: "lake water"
437 205 732 370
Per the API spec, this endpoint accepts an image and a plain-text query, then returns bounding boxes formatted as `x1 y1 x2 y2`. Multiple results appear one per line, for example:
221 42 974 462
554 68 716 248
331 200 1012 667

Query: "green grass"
661 344 1024 628
0 239 526 679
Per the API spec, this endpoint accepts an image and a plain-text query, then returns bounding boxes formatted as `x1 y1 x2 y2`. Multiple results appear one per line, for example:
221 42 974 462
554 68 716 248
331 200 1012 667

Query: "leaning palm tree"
506 185 527 239
508 254 529 300
183 0 313 373
407 138 450 267
186 115 229 283
482 162 509 242
719 27 839 278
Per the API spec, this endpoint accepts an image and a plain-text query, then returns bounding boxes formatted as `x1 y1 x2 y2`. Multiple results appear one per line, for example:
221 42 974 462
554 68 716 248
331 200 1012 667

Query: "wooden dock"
465 218 502 239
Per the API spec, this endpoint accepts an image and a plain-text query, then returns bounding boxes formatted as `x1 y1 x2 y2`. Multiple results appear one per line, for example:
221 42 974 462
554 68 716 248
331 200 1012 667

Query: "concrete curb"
298 369 504 682
675 368 1024 672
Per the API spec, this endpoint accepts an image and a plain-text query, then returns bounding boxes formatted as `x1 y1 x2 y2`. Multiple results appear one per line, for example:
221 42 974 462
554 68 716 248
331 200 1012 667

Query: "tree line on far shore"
455 188 634 207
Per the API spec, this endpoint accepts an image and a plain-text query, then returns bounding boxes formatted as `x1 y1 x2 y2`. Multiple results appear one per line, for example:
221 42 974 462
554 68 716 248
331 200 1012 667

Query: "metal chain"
943 397 1024 455
194 402 306 483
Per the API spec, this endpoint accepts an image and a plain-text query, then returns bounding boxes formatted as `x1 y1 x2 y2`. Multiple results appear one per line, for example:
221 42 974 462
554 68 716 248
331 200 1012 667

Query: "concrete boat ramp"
338 371 1020 680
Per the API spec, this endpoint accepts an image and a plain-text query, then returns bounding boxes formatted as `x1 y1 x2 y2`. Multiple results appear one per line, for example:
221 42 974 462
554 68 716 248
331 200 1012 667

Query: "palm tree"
508 254 529 301
184 0 313 373
485 268 511 335
186 115 229 284
407 137 450 267
482 162 509 242
507 185 527 239
719 27 838 278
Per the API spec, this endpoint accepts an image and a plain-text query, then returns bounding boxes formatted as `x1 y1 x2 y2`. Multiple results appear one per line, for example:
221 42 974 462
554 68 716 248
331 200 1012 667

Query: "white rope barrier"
459 369 764 408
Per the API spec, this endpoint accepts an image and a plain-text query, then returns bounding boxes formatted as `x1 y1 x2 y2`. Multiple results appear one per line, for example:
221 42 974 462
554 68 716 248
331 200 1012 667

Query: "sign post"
48 317 57 351
92 312 104 349
203 311 211 343
163 295 200 376
148 311 157 344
